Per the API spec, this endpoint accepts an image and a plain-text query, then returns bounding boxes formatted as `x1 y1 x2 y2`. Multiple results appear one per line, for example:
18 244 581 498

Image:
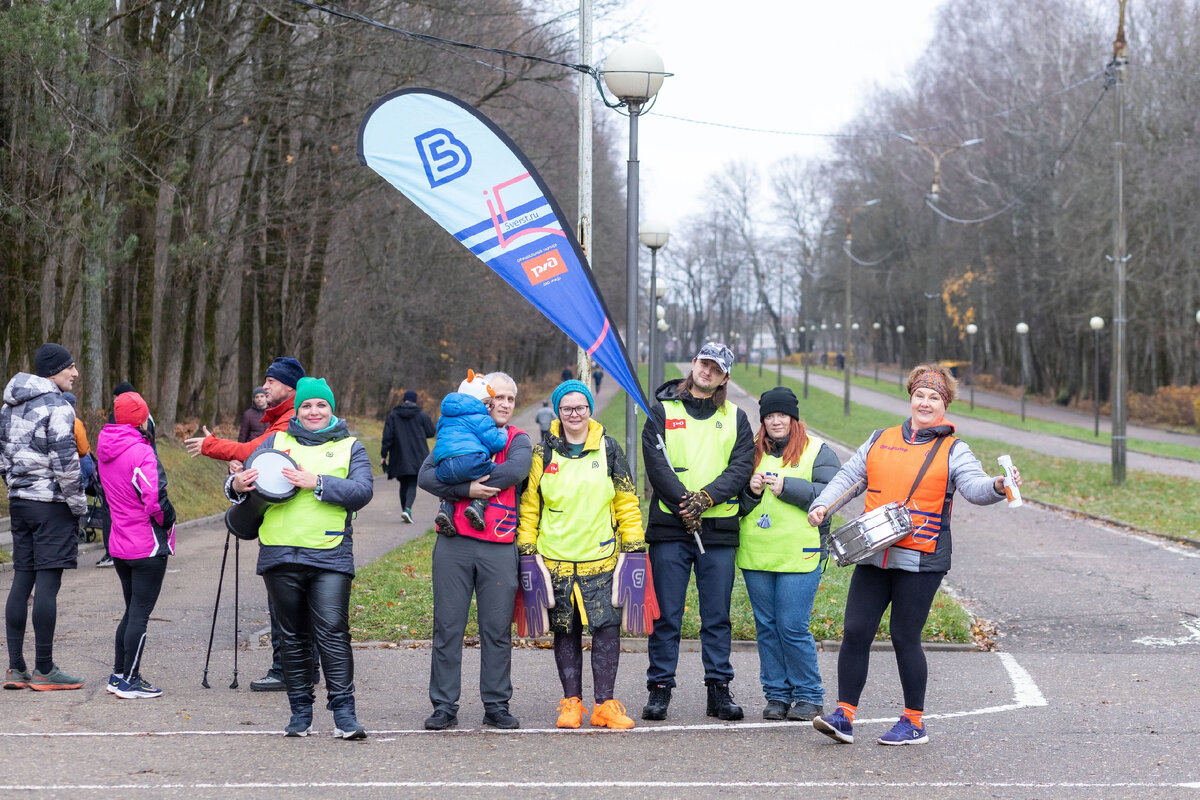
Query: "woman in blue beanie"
517 379 644 729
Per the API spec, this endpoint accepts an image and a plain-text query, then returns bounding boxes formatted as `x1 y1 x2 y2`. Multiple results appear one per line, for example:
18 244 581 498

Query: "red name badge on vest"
545 462 559 474
665 419 686 430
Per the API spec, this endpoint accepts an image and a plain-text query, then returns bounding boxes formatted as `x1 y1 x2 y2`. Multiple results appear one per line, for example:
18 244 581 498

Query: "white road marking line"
0 652 1046 737
1135 618 1200 647
0 782 1198 790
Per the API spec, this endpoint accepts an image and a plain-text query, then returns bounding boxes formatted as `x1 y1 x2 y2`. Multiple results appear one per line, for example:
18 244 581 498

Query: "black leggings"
553 606 620 704
113 556 168 677
397 476 418 511
837 564 945 711
5 569 63 674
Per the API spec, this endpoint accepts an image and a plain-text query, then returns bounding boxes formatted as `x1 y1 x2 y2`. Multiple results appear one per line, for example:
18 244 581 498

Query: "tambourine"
224 449 300 540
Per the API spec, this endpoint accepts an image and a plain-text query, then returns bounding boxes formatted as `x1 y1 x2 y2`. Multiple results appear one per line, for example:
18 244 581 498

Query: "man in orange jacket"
184 356 305 691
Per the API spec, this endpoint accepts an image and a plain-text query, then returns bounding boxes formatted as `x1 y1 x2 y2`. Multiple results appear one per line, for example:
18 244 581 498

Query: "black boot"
329 693 367 740
705 680 744 721
642 682 672 721
285 693 314 737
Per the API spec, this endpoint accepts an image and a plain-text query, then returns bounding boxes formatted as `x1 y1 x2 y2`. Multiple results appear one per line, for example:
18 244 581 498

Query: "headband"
912 370 950 405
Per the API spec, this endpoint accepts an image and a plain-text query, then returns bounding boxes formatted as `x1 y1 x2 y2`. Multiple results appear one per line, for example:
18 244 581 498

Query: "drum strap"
901 437 947 507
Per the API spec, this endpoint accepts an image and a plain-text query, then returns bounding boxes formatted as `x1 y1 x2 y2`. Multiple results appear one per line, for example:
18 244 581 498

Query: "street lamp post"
835 199 880 417
896 324 906 389
604 41 665 487
640 220 670 404
872 321 881 383
896 134 983 362
966 323 978 410
1016 322 1030 423
799 325 809 399
1090 316 1105 437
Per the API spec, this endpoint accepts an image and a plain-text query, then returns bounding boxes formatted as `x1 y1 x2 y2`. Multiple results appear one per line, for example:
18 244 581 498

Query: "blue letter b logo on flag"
415 128 471 187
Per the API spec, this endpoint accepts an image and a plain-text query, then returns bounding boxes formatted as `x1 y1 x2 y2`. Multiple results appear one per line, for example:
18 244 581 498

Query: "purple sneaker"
878 715 928 746
812 707 854 743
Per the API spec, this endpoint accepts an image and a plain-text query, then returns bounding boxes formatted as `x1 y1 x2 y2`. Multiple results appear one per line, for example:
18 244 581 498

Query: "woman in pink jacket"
96 392 176 699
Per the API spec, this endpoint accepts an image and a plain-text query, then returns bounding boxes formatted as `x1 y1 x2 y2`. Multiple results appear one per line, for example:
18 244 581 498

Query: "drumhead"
245 449 299 502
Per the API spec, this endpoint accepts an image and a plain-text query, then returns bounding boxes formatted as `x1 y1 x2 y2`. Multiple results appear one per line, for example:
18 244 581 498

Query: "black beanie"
264 357 305 389
113 381 136 397
35 343 73 379
758 386 800 421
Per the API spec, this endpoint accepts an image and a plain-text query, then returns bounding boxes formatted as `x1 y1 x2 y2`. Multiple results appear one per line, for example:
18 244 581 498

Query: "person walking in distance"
184 356 309 692
533 400 555 442
640 342 755 721
381 389 435 524
417 372 530 731
1 343 88 690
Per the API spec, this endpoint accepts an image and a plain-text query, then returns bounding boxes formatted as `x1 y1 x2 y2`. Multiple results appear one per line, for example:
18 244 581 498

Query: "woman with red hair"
737 386 840 722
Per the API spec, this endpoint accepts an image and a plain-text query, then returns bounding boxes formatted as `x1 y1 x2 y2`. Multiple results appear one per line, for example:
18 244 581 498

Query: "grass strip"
349 531 973 644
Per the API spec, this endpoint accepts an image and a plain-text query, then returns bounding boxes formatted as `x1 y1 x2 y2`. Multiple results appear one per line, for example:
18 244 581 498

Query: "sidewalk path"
776 364 1200 481
862 363 1200 449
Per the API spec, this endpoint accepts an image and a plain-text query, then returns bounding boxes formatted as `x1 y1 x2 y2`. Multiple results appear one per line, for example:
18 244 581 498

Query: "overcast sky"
605 0 950 232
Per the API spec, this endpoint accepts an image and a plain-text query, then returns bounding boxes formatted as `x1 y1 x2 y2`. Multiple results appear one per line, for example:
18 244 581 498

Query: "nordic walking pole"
202 530 233 688
230 536 240 689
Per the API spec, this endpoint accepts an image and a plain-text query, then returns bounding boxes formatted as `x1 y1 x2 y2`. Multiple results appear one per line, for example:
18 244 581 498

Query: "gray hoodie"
0 373 86 516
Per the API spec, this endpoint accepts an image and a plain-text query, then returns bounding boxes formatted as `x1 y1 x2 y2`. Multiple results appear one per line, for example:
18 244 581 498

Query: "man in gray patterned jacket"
0 343 88 691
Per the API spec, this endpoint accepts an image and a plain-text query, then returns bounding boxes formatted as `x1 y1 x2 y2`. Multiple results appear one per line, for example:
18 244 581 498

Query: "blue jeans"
435 451 493 485
646 540 736 687
742 568 824 705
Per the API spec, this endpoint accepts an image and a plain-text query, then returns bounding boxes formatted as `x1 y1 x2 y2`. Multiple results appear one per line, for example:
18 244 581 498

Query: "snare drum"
244 448 300 502
224 449 299 540
829 502 913 567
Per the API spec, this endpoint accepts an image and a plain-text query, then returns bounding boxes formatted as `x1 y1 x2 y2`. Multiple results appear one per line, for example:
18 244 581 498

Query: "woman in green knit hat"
229 377 374 739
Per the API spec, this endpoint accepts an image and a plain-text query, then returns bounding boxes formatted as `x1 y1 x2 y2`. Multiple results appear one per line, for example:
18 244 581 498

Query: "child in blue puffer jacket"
432 371 509 535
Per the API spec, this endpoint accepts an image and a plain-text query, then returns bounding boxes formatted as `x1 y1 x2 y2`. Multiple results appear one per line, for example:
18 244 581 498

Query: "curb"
353 637 981 653
1025 496 1200 550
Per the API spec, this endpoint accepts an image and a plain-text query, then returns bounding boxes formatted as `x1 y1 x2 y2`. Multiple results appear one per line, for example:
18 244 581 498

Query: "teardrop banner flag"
357 88 649 414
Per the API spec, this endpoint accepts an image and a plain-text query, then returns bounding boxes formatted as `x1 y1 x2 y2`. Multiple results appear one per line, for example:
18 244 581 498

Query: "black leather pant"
262 565 355 713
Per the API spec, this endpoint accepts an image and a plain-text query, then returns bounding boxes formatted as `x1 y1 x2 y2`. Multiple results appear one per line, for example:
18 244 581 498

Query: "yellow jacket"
518 418 644 577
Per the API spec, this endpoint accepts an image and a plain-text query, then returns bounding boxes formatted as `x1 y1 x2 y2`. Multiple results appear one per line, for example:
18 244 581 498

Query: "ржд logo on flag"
522 248 567 285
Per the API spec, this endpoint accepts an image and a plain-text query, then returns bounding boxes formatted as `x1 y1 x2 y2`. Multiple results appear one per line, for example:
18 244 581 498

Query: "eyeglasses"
558 405 590 417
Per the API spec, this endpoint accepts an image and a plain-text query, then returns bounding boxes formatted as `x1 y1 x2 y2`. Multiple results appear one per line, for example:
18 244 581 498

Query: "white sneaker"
401 510 413 524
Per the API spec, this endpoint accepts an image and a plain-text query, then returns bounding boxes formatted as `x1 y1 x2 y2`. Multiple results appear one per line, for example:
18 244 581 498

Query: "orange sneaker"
590 699 635 730
556 697 584 729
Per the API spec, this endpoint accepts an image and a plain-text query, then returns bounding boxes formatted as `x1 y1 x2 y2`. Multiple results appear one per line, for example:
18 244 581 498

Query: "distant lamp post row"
603 41 666 487
1016 322 1030 422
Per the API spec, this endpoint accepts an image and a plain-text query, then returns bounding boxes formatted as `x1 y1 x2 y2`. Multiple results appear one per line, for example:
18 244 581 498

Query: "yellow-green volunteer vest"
536 438 617 562
658 398 740 518
259 432 355 549
736 435 825 573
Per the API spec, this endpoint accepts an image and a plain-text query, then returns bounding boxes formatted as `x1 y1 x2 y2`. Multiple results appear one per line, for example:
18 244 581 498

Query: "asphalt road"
2 384 1200 798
